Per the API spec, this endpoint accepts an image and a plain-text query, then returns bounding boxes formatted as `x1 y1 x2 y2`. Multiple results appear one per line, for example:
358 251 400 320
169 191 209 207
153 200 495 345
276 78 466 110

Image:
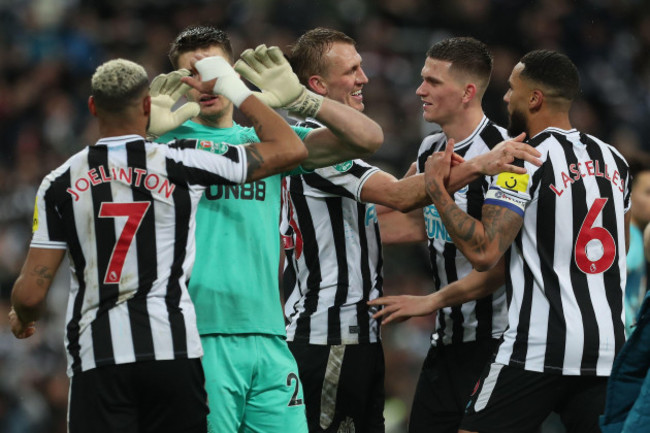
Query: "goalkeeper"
157 25 384 433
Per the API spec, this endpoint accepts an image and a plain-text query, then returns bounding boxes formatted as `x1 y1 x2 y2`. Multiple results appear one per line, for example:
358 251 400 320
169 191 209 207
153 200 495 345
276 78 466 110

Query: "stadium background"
1 0 649 431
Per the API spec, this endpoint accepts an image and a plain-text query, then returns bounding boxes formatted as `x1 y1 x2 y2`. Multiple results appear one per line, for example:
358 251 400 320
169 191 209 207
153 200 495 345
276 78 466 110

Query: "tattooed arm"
424 140 523 271
10 247 66 338
183 72 308 182
239 95 308 182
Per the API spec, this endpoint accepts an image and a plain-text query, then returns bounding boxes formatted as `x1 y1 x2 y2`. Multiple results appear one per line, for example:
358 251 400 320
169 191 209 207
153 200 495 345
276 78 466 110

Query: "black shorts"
461 362 607 433
68 358 208 433
408 339 499 433
289 341 385 433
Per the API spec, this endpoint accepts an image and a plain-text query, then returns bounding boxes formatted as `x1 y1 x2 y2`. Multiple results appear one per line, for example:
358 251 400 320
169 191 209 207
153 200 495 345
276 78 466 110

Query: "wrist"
463 158 482 177
427 293 441 312
286 89 323 119
195 57 252 108
213 75 252 108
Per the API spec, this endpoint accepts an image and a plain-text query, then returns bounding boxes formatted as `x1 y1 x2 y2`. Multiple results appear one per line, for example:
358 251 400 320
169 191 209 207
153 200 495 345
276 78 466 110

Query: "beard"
507 108 528 137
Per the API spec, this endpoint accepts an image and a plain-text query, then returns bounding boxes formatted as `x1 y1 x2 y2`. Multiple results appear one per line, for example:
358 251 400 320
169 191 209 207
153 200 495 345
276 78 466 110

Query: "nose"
416 81 426 96
503 89 511 103
357 67 369 85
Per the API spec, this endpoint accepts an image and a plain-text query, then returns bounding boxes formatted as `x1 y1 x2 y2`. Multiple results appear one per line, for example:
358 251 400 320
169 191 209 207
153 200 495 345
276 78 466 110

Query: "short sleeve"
302 159 380 201
30 178 67 250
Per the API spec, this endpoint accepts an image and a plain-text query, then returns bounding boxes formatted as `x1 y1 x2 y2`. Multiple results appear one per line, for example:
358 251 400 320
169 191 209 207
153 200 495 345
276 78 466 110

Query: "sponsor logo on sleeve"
32 197 39 233
334 161 353 172
198 140 228 155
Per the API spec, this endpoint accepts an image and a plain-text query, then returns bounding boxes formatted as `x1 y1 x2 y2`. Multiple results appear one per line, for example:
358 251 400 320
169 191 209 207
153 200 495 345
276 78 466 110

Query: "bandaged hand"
147 69 200 139
234 44 324 119
193 56 252 108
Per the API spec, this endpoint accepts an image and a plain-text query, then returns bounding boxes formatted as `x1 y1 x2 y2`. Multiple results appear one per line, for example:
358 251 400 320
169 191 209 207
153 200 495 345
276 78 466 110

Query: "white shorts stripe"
475 362 504 411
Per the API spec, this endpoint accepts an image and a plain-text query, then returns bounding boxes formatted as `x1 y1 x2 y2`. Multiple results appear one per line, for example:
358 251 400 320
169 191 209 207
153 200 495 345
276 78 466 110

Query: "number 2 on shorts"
286 372 304 406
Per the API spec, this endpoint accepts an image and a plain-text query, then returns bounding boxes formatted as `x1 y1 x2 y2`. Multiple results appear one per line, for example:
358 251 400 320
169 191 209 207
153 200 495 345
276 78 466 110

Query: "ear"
143 95 151 116
88 96 97 117
529 89 544 111
307 75 328 96
462 83 477 103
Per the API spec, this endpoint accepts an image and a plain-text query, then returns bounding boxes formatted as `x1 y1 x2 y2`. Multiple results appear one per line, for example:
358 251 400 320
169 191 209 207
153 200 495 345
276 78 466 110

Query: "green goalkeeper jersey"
159 120 311 336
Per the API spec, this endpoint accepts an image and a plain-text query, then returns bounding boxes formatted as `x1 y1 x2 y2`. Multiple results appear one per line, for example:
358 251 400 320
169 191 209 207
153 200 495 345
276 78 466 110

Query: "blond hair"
91 59 149 111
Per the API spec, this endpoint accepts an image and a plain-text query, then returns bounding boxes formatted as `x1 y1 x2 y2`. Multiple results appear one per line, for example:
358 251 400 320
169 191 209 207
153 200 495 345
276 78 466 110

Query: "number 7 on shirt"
99 201 151 284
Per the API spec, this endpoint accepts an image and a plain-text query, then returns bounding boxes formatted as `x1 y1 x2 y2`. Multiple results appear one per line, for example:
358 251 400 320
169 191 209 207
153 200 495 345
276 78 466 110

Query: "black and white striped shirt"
282 120 383 345
417 116 509 345
485 128 630 375
31 135 247 376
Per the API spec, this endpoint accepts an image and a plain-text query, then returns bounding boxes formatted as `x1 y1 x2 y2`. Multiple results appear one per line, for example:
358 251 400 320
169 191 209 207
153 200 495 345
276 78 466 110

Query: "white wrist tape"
195 57 252 107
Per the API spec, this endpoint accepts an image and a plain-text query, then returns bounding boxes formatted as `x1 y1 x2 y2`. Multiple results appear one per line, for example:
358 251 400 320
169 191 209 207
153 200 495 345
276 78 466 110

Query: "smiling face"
318 42 368 112
177 45 234 127
415 57 466 126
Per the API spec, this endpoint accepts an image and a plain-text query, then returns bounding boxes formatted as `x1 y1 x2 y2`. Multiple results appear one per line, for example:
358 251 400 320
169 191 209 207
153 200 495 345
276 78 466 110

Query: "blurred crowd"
1 0 650 431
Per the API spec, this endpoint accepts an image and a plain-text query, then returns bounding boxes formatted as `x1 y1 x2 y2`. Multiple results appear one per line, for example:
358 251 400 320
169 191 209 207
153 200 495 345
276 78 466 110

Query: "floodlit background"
1 1 649 431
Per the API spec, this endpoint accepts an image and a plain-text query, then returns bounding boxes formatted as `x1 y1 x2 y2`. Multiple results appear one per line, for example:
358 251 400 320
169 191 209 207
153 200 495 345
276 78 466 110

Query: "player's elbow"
353 125 383 155
283 138 309 169
378 189 417 213
388 201 415 213
290 141 309 165
366 128 384 153
471 254 500 272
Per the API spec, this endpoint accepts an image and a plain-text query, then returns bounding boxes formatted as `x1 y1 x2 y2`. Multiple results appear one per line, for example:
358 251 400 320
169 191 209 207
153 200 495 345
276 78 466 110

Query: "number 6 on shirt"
575 197 616 275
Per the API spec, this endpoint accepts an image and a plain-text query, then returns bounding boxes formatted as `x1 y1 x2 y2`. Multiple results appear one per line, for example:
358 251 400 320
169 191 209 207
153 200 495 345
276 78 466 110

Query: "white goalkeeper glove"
147 69 200 139
234 44 324 119
193 56 252 108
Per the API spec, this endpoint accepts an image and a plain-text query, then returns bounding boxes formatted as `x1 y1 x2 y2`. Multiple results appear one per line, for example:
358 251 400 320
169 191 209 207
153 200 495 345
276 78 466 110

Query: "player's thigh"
290 342 385 433
558 376 608 433
242 335 308 433
409 346 459 433
137 358 209 433
460 363 559 433
202 334 255 433
336 343 385 433
289 341 330 432
68 364 138 433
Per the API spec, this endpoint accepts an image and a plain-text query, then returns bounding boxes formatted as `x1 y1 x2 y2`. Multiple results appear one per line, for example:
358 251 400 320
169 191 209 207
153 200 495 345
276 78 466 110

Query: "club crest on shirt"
337 417 355 433
334 161 353 172
199 140 228 155
496 172 529 193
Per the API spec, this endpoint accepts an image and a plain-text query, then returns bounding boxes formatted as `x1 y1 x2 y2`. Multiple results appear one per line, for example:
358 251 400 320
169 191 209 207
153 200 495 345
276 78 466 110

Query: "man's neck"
441 108 484 144
98 123 145 139
528 112 572 138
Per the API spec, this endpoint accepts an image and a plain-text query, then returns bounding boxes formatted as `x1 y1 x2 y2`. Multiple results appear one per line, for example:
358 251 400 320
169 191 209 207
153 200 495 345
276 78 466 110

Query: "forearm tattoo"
426 176 514 257
245 145 264 178
482 205 520 254
30 265 54 288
